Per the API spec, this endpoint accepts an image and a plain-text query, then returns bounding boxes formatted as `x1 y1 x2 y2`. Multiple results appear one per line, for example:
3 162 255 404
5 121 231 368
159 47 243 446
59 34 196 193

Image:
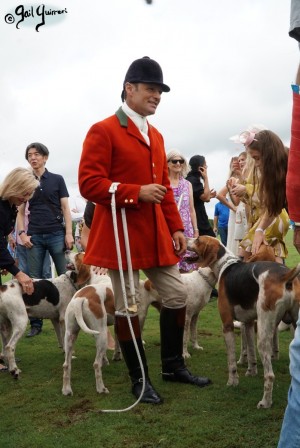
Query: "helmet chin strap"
100 182 145 413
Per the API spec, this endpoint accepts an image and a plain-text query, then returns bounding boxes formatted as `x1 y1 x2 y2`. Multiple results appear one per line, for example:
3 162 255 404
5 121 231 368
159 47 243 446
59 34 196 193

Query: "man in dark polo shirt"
17 142 74 336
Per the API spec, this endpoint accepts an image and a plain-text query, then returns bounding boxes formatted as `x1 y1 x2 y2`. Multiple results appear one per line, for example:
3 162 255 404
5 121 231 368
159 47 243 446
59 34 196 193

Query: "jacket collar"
115 107 150 146
115 107 128 127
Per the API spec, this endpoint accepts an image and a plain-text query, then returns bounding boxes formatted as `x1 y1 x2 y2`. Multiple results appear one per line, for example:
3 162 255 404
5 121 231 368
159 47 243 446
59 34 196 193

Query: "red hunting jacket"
79 107 184 270
287 93 300 222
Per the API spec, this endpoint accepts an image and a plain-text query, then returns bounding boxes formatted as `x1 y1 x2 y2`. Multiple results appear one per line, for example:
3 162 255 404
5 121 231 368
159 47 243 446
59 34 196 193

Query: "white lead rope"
100 182 145 413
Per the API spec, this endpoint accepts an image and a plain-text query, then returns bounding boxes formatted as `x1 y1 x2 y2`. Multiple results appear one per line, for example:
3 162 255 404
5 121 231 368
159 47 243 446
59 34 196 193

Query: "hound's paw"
98 386 109 395
10 368 21 379
62 388 73 396
183 352 191 359
227 378 239 387
193 344 204 351
257 399 272 409
112 352 122 362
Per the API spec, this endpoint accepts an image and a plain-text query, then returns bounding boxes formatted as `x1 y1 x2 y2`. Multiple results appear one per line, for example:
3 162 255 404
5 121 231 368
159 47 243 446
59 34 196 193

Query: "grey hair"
0 167 39 200
166 149 189 177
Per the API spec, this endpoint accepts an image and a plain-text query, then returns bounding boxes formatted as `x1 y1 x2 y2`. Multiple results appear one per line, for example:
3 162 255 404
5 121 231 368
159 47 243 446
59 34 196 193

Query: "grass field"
0 231 299 448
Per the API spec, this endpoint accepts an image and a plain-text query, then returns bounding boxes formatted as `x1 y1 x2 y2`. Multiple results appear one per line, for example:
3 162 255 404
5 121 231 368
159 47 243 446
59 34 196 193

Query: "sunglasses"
170 159 184 165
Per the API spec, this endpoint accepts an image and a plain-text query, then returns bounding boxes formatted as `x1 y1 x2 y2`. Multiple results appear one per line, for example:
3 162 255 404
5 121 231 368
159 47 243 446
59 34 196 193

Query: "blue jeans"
27 230 66 278
218 226 228 246
278 310 300 447
17 244 52 278
26 231 66 330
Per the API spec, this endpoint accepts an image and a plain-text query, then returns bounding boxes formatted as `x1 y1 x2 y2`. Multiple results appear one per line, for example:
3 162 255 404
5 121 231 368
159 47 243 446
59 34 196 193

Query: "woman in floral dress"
167 149 198 272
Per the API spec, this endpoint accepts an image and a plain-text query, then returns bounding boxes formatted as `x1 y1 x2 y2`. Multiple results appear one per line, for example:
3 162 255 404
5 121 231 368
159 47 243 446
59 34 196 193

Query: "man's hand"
172 231 186 256
65 233 74 250
139 184 167 203
92 266 108 275
19 233 33 249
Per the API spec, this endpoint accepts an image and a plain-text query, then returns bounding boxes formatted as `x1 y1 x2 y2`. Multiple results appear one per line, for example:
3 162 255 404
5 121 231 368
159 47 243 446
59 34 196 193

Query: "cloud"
0 0 298 217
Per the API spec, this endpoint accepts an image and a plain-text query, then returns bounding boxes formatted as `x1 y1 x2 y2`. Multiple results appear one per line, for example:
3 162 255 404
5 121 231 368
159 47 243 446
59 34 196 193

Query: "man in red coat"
287 0 300 255
79 57 211 404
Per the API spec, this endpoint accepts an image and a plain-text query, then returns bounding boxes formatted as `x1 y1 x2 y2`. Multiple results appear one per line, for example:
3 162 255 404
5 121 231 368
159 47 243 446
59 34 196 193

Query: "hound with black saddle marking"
186 235 300 409
62 282 115 396
0 273 78 378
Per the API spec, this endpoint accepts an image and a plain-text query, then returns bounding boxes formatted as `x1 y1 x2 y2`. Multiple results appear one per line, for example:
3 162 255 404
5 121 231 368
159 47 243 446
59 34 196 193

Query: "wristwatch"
18 230 26 236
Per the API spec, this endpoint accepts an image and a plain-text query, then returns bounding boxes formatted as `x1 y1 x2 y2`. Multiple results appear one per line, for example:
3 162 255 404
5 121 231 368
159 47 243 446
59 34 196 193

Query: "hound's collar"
197 269 216 289
216 256 240 280
66 272 88 291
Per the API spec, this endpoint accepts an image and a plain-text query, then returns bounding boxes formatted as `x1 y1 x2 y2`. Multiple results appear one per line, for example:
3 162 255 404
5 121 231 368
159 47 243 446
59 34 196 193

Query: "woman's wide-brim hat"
121 56 170 101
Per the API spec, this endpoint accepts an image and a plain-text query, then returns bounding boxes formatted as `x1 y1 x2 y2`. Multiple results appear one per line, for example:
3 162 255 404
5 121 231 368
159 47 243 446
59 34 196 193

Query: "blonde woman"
216 156 241 255
167 149 198 272
0 167 39 371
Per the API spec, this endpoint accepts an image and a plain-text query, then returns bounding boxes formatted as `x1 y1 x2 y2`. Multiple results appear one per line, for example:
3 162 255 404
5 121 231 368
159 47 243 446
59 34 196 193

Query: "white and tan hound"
186 235 300 409
139 267 216 358
62 282 115 396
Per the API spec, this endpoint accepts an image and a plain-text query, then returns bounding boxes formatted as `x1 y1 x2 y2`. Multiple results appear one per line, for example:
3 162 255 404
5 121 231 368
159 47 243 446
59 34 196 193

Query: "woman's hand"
231 183 246 197
251 229 266 255
15 271 34 295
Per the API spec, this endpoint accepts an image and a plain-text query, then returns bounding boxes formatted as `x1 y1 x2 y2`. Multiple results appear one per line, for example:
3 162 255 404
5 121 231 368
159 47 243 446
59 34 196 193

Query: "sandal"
0 364 8 372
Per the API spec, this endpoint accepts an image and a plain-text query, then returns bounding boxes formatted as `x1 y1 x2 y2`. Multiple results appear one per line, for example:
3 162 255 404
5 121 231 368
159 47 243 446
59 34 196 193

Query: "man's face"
125 83 162 116
27 148 48 170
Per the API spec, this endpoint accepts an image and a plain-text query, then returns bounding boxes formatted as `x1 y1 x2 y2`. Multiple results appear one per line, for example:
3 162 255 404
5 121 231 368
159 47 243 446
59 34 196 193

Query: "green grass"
0 230 299 448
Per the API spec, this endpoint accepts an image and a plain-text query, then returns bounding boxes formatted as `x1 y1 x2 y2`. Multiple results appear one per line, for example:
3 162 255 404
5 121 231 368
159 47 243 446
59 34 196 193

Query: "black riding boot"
160 306 212 387
115 313 162 404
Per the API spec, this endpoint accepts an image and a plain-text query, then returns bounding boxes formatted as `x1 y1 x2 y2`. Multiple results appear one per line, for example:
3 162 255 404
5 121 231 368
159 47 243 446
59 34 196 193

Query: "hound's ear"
199 242 218 267
144 279 151 291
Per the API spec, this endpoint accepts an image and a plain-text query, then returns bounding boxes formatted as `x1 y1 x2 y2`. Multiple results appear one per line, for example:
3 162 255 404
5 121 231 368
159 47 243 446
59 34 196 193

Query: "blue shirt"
214 202 229 228
28 169 69 234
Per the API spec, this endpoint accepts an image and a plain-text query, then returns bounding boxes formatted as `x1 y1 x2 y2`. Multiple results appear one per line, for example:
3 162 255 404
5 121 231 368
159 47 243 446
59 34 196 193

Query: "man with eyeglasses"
17 142 74 337
79 56 212 405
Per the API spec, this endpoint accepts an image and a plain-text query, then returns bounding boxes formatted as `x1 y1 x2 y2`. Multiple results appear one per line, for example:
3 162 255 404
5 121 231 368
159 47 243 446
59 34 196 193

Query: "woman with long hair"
229 130 289 262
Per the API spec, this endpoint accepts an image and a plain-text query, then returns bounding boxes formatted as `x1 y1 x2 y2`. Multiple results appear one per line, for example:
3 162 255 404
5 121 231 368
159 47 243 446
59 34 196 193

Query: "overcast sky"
0 0 298 216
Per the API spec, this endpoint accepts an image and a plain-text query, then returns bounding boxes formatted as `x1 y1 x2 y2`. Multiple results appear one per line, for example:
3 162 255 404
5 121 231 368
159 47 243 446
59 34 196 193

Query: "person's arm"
251 213 278 255
198 166 211 202
80 223 90 251
296 64 300 85
60 197 74 250
213 215 218 235
188 182 199 237
216 185 237 212
17 203 33 248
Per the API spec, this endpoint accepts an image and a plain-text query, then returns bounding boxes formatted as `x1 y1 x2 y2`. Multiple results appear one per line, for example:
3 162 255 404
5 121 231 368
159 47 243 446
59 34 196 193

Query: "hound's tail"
74 298 100 335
